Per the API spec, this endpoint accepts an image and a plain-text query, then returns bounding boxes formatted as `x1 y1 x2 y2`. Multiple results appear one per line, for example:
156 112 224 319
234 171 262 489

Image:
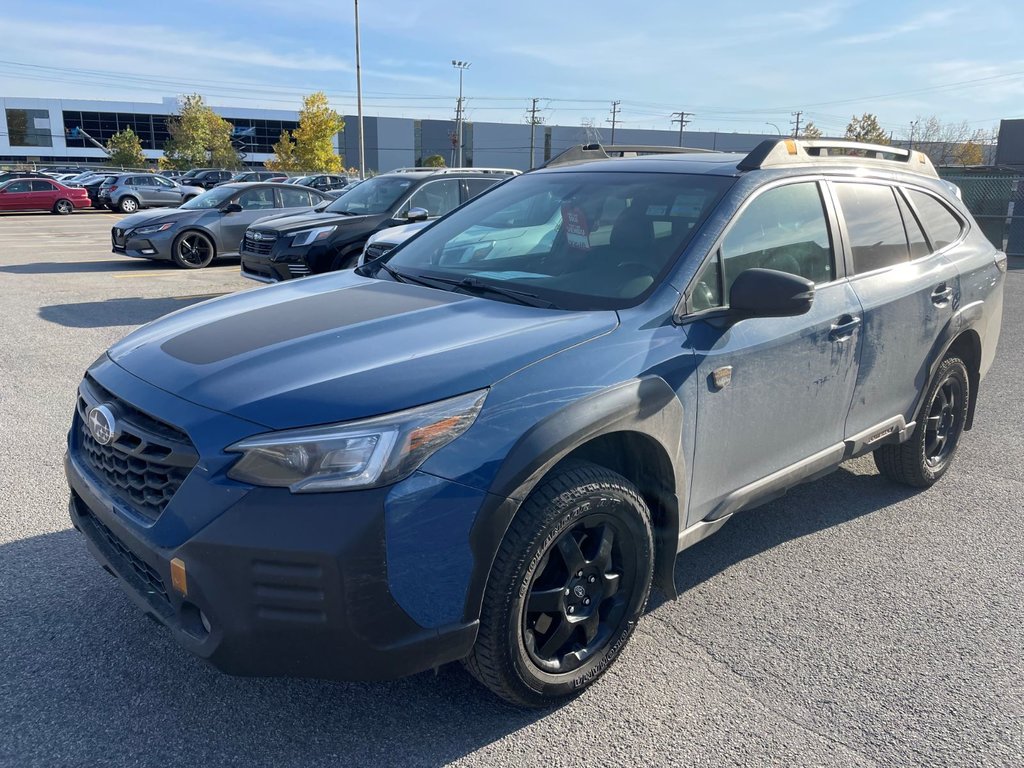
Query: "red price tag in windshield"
561 204 591 250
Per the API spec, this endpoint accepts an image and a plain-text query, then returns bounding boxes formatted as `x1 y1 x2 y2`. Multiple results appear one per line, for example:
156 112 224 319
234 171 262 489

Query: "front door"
217 186 279 252
684 180 862 523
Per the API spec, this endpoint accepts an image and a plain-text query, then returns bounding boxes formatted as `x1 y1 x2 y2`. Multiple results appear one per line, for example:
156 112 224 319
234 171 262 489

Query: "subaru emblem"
86 404 120 446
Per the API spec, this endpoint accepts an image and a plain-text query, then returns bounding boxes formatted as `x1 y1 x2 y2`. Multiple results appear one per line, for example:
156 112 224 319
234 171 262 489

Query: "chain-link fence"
940 171 1024 256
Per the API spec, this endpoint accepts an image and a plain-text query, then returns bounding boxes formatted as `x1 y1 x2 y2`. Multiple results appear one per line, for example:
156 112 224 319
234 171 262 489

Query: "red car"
0 178 91 214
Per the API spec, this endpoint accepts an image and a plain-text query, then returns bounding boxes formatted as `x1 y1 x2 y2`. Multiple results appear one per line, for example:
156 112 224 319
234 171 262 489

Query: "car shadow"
0 529 547 767
661 460 918 601
39 294 227 328
0 259 179 275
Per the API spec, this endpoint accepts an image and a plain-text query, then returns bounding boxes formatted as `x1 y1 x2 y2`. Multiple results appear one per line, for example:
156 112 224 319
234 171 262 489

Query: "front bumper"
64 362 481 681
111 227 173 260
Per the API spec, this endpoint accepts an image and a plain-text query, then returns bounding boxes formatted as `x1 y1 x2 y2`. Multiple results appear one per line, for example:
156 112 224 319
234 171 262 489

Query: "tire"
52 199 74 215
182 195 197 203
171 231 215 269
873 356 969 488
330 251 359 271
118 196 139 214
464 461 654 708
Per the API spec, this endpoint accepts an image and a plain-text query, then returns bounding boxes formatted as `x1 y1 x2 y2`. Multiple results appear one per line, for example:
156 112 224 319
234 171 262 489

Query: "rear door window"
31 180 56 191
896 192 930 259
834 183 909 274
906 190 964 250
278 187 312 208
464 178 499 201
406 179 462 217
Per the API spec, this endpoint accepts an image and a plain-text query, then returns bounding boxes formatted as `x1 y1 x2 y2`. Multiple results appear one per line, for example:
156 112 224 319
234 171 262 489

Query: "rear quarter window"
907 190 964 250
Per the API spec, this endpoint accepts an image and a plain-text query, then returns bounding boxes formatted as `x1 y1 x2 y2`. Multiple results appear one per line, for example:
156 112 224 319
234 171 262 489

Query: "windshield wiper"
414 275 556 308
372 260 437 289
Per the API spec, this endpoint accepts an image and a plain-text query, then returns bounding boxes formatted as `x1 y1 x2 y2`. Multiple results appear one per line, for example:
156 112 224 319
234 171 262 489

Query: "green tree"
162 94 240 170
106 127 146 168
801 121 823 139
266 92 344 172
423 154 446 168
844 113 889 144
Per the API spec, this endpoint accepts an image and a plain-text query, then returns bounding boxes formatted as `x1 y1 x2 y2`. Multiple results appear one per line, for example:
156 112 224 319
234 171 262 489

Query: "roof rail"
544 143 717 168
389 167 521 175
738 138 938 178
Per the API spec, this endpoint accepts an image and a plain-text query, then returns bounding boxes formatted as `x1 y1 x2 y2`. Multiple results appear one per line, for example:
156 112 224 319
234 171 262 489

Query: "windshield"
179 187 236 210
382 171 733 310
326 175 414 215
180 170 200 180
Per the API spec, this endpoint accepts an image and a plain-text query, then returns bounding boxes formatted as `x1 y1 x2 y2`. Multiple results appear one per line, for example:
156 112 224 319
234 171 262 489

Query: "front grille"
363 242 393 262
77 501 173 616
242 231 276 255
74 375 198 524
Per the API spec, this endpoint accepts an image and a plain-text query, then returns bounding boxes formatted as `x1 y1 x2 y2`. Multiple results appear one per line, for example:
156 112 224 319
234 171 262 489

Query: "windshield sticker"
646 205 667 216
561 204 591 250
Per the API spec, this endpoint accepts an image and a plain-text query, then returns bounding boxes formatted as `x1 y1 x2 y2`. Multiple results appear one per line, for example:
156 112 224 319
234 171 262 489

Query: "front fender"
462 376 686 621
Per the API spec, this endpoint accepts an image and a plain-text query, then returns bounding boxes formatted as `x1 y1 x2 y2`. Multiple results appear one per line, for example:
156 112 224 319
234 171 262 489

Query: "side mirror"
221 202 243 214
729 268 814 318
406 207 429 223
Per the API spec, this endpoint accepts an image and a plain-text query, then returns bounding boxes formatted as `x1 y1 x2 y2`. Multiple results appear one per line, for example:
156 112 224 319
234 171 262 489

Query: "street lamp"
765 122 782 136
354 0 365 177
452 60 471 167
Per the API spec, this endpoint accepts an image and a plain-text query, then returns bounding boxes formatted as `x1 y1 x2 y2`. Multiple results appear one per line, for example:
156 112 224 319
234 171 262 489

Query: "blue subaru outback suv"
66 139 1005 707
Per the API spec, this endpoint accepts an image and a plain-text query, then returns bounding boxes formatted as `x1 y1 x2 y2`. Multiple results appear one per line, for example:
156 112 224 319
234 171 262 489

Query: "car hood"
249 210 381 234
369 221 430 247
107 271 617 429
115 208 204 230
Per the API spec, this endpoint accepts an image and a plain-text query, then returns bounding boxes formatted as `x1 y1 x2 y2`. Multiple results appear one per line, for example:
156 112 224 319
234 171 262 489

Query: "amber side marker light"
170 558 188 596
784 139 797 155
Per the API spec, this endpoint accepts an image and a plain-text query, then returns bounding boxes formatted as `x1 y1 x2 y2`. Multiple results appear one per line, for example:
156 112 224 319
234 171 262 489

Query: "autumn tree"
266 92 344 172
844 113 889 144
423 154 446 168
106 127 146 168
162 94 240 170
801 121 823 139
908 116 990 167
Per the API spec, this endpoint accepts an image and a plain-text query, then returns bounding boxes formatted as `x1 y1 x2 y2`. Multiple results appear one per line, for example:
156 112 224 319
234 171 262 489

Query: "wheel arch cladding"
945 329 981 430
463 376 687 624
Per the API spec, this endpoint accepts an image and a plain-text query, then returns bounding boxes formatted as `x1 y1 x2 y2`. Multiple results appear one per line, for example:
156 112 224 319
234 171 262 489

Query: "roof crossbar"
738 138 938 178
544 143 716 168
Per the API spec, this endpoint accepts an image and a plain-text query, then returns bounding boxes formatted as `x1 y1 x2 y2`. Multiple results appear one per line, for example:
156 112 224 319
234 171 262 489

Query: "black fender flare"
912 300 985 432
462 376 687 623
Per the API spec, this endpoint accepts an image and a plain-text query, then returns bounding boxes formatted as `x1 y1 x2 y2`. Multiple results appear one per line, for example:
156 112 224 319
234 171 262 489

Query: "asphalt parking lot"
1 209 1022 767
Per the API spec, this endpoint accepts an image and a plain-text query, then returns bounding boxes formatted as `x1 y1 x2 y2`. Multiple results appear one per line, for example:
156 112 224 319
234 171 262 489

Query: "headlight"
291 226 337 247
226 389 487 493
132 222 174 235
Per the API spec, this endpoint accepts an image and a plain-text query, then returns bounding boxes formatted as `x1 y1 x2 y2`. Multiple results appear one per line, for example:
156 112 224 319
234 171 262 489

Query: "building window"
6 108 53 147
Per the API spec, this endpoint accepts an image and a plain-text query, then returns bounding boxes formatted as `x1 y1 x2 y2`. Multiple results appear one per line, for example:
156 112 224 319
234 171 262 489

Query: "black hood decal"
161 283 461 365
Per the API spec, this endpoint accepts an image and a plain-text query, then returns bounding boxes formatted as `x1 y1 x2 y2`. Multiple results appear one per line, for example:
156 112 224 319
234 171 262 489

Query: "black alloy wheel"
874 356 970 487
465 461 654 708
171 231 215 269
522 515 636 674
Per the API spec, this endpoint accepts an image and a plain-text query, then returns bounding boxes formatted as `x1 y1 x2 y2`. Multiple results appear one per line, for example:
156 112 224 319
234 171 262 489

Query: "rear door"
150 176 180 206
830 180 960 436
685 179 862 521
30 180 59 210
463 177 499 204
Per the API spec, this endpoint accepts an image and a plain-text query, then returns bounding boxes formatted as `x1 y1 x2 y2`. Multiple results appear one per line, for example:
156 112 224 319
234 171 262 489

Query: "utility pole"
526 98 544 169
452 60 471 166
908 119 919 150
607 100 620 145
670 111 692 147
790 110 803 137
354 0 365 177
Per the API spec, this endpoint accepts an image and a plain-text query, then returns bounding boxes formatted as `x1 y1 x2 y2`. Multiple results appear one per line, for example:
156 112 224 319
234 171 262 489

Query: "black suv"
179 169 233 189
240 168 518 281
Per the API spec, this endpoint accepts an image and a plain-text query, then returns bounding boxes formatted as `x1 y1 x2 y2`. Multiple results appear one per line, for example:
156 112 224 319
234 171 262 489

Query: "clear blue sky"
1 0 1021 138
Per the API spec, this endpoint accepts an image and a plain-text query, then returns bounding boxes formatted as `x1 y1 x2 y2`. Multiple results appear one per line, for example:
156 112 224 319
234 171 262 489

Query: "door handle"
829 315 862 341
931 283 954 306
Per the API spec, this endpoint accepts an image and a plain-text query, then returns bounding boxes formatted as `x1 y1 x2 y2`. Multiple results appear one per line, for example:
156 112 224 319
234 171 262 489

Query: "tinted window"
896 192 929 259
235 187 276 210
721 182 834 295
465 178 499 199
31 180 56 191
6 181 32 193
327 175 415 215
907 190 963 250
386 171 734 310
835 183 909 274
406 179 461 217
278 187 312 208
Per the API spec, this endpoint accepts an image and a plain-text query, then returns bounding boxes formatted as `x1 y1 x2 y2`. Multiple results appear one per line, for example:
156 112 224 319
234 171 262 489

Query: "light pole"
452 60 470 167
765 122 782 136
354 0 365 177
